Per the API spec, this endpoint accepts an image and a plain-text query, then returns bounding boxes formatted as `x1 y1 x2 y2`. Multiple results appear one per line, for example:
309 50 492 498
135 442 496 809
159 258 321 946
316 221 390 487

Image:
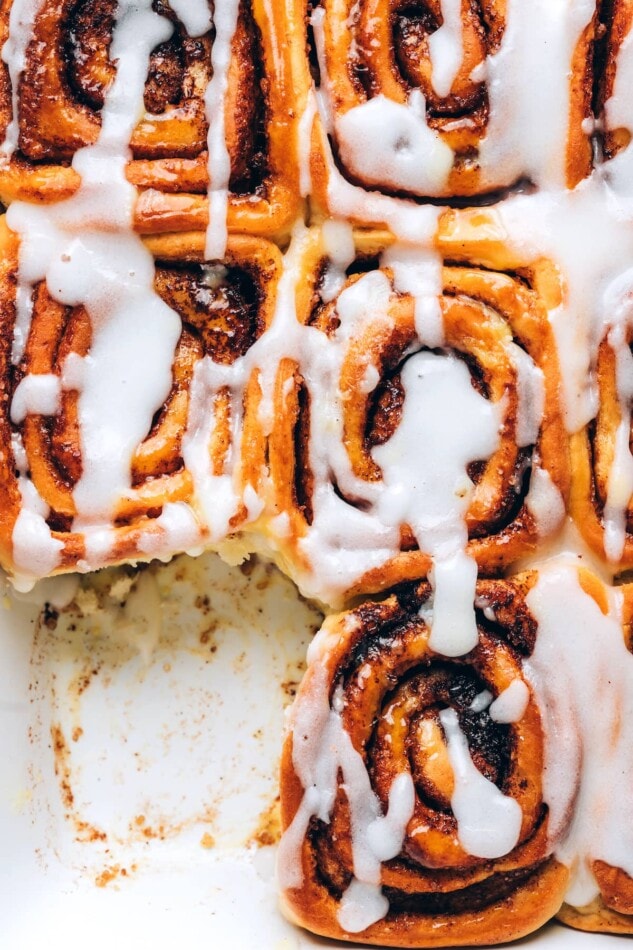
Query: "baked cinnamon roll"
301 0 596 222
0 218 278 587
267 225 569 607
280 563 633 944
278 571 570 946
0 0 300 239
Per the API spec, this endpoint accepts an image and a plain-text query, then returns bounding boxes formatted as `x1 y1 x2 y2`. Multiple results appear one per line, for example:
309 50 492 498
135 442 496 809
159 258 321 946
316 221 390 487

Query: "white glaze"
168 0 212 38
277 661 415 932
9 429 62 591
372 352 501 656
297 90 317 197
509 343 545 448
181 355 250 543
525 465 566 539
489 679 530 724
440 706 522 858
381 244 444 348
478 0 595 191
10 373 61 423
320 219 356 302
204 0 241 259
428 0 464 98
599 272 633 561
525 564 633 906
136 501 202 558
335 95 454 197
469 688 493 712
0 0 46 160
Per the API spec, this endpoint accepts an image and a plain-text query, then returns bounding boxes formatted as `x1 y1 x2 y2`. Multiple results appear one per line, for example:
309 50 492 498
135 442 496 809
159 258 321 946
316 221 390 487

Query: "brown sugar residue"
50 722 107 844
42 605 59 630
195 594 210 613
281 653 307 706
95 865 122 888
75 819 107 844
95 863 137 888
238 556 258 577
281 678 299 701
199 619 218 646
51 723 74 809
129 807 217 843
248 796 281 848
71 663 102 698
133 814 168 840
255 562 275 591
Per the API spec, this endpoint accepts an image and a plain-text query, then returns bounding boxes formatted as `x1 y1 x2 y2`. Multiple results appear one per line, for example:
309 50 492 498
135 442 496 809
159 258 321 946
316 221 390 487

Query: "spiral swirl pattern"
279 573 569 946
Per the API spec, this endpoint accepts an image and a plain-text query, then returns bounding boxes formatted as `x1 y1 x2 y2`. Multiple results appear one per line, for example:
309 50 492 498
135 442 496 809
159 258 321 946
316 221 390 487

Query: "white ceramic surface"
0 553 627 950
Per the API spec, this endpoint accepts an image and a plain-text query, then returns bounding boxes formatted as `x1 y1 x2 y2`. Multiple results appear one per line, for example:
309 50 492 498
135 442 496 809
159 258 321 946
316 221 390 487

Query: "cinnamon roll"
302 0 596 222
267 225 569 607
0 218 278 587
278 571 569 946
0 0 300 239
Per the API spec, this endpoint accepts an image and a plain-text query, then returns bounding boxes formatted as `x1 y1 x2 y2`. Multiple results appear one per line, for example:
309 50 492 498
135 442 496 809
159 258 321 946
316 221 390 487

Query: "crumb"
74 588 100 616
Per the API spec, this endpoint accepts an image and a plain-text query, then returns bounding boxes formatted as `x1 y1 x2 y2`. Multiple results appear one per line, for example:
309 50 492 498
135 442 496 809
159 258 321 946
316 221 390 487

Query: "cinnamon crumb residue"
248 796 281 848
50 722 107 843
130 808 217 842
200 831 216 849
95 863 137 888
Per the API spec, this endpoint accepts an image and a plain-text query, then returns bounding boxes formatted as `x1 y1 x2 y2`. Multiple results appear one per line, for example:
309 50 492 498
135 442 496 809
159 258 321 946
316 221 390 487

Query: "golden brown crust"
0 217 280 579
0 0 302 240
279 573 570 946
268 224 570 600
282 860 569 948
558 894 633 935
